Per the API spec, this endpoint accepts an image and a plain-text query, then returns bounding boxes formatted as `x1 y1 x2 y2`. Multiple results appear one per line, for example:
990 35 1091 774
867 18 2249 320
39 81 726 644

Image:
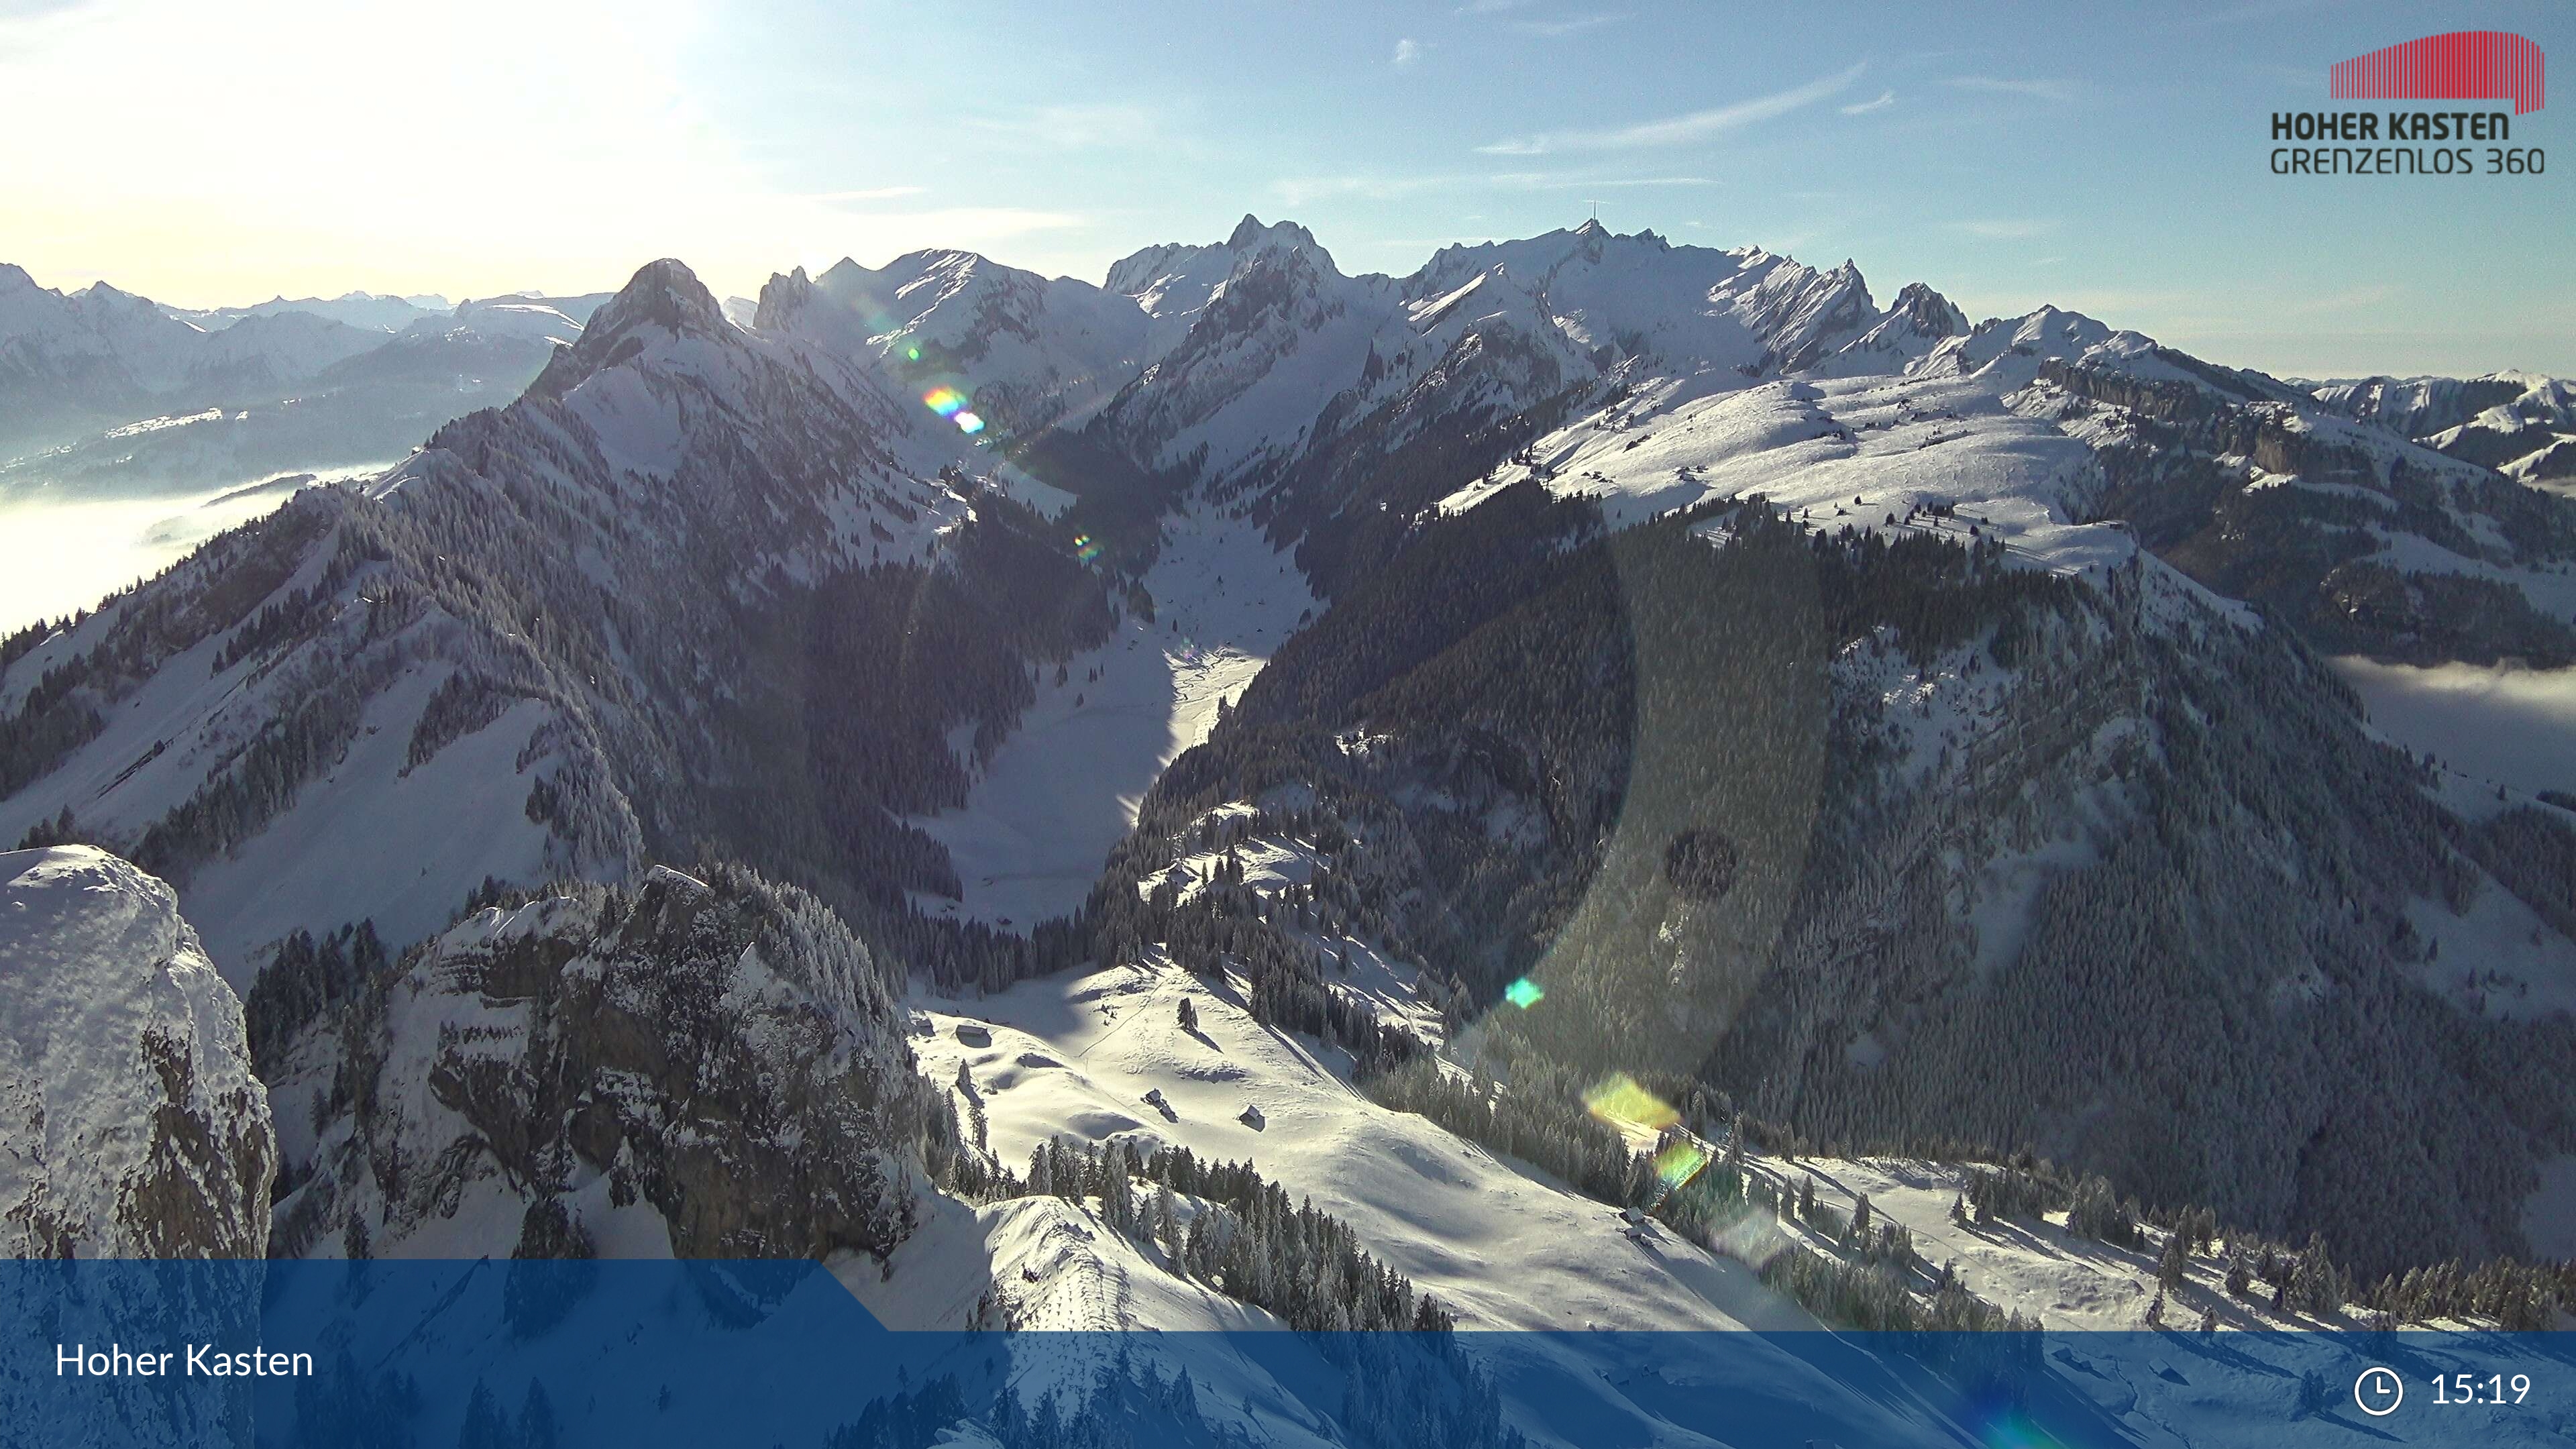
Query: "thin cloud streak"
1478 61 1866 155
1489 172 1720 189
1841 89 1896 115
806 186 927 203
1943 75 2076 103
1511 13 1624 37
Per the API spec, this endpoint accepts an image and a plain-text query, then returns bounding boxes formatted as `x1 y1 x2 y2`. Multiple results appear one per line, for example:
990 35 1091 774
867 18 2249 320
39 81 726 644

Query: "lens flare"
1965 1402 2064 1449
921 387 987 436
1652 1139 1710 1191
1503 977 1544 1009
1581 1073 1678 1133
1072 533 1102 564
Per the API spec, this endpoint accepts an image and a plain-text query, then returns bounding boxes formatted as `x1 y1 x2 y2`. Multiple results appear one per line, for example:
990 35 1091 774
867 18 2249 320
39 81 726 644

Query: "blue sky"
2 0 2567 376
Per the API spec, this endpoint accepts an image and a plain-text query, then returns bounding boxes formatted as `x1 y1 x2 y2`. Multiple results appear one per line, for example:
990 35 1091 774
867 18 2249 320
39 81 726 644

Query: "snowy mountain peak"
1890 280 1968 335
527 257 727 401
755 247 1152 434
586 257 727 342
1812 279 1968 376
1226 212 1324 258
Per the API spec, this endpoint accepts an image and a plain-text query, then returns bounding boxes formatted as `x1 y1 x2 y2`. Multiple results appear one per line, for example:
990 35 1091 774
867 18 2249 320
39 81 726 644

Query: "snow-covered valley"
911 502 1316 929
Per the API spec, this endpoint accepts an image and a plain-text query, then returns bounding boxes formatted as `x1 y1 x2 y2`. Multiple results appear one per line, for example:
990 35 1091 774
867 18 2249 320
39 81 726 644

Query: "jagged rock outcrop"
1 845 274 1258
270 863 948 1263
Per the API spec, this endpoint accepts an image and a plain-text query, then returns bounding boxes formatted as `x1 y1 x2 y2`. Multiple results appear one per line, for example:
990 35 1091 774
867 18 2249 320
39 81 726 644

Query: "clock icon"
2355 1366 2404 1417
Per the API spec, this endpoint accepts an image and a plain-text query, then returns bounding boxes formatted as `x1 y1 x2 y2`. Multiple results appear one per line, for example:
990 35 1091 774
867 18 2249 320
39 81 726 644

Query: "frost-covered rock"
0 845 274 1258
270 863 942 1263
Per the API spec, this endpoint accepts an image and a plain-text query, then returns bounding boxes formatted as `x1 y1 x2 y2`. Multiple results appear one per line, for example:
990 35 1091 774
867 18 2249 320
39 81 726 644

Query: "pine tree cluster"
1018 1137 1454 1334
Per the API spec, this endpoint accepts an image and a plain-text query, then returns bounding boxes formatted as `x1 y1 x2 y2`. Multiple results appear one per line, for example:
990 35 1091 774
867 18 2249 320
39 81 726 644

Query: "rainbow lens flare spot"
1652 1139 1710 1190
1073 533 1102 563
1503 977 1544 1009
1582 1073 1678 1133
924 386 967 417
954 411 985 435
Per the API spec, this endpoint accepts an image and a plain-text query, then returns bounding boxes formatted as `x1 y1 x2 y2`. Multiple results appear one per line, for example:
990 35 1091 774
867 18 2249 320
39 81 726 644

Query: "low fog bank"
2333 655 2576 800
0 480 311 633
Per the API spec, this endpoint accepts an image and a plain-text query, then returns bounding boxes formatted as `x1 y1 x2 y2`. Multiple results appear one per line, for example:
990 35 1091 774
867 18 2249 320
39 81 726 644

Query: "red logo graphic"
2330 31 2546 114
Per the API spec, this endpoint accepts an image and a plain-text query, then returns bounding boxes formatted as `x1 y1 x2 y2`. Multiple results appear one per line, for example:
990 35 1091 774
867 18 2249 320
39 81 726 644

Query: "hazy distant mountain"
0 269 613 499
2314 370 2576 486
162 289 451 335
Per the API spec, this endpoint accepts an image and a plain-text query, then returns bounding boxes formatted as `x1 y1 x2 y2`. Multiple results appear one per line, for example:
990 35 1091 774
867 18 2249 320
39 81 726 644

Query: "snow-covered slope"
1411 223 1874 378
910 953 1806 1336
0 845 272 1258
1434 367 2134 583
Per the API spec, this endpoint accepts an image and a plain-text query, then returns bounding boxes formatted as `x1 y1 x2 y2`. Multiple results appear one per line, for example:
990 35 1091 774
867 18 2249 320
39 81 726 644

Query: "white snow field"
886 943 2564 1448
1436 362 2139 583
887 955 2078 1449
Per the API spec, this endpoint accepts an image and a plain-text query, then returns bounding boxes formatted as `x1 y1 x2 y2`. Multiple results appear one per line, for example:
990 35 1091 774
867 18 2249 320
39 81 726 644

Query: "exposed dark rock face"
270 863 945 1264
2046 359 2576 666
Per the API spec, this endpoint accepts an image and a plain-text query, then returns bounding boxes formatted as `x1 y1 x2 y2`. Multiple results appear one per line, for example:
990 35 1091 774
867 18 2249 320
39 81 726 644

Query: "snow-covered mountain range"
5 214 2575 1440
0 269 606 506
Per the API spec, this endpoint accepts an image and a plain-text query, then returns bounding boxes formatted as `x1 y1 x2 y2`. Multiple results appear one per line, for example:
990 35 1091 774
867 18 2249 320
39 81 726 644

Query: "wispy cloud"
965 102 1170 152
1841 89 1896 115
1393 37 1421 67
1479 61 1866 154
1511 13 1625 36
1489 172 1720 189
1454 2 1624 35
1943 75 2076 103
806 185 926 204
1947 217 2058 239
